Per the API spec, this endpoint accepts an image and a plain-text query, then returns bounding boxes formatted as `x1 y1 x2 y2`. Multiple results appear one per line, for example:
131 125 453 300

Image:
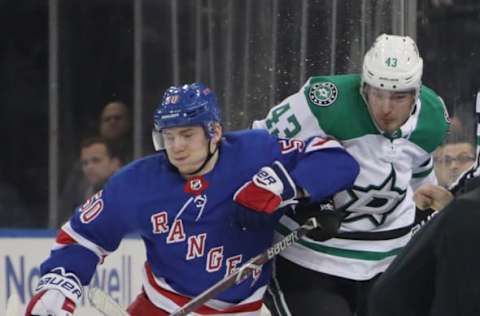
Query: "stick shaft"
88 287 131 316
170 217 318 316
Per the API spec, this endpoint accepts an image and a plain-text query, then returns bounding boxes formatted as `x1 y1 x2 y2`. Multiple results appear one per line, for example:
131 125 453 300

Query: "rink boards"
0 229 145 315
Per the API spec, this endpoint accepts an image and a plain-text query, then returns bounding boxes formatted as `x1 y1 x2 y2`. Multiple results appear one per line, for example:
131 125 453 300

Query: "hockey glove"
234 205 286 231
290 199 341 241
233 161 297 230
25 267 82 316
234 161 297 213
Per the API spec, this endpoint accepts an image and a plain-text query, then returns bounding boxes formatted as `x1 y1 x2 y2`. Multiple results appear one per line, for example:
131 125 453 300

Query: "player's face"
100 102 131 141
162 126 211 175
81 143 120 186
365 86 416 134
434 142 476 188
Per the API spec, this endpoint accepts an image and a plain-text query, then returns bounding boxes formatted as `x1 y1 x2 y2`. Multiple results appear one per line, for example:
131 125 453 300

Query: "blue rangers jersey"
42 129 358 315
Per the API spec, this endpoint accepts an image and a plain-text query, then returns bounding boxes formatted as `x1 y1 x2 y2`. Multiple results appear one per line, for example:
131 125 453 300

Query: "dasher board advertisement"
0 230 145 315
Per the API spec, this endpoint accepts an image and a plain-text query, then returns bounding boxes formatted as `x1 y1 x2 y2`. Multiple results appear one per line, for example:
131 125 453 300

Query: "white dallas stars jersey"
253 74 449 280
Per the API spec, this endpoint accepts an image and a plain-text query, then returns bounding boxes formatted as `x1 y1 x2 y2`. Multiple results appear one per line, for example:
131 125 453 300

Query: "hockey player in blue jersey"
25 83 359 316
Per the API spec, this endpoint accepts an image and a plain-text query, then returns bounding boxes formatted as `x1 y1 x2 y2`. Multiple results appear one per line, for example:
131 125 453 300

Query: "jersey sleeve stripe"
142 262 265 314
305 137 342 153
56 222 110 259
412 167 433 179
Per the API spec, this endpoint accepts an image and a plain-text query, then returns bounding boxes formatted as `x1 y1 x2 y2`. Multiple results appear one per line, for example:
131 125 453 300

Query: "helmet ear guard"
152 83 221 151
152 129 164 151
361 34 423 93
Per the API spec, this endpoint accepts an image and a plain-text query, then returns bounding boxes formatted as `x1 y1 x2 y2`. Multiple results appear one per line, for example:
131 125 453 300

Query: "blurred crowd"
1 0 480 229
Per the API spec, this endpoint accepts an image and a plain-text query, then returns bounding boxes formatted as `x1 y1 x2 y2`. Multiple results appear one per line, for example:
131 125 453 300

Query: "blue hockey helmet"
152 83 221 150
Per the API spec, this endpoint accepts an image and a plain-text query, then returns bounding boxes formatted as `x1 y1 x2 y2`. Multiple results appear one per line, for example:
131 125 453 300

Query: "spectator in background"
415 133 475 225
434 138 476 189
80 137 123 196
59 100 132 227
434 112 476 189
99 100 133 163
59 137 123 224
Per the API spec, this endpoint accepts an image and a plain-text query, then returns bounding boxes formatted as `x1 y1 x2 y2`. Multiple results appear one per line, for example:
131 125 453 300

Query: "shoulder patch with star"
308 82 338 106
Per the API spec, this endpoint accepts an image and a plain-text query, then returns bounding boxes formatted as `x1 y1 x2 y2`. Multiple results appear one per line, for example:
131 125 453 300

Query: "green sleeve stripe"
277 224 403 261
412 167 433 178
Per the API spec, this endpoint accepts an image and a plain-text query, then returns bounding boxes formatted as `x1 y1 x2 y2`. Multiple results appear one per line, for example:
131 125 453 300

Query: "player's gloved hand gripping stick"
24 267 82 316
233 161 298 230
234 160 298 213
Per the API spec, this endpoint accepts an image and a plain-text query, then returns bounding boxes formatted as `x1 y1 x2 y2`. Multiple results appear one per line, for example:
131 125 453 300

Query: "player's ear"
212 123 223 143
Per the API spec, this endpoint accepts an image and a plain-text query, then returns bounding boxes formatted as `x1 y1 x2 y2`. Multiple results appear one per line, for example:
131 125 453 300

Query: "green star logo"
308 82 338 106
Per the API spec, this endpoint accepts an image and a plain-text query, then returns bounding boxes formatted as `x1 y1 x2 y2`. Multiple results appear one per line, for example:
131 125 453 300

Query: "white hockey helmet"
362 34 423 92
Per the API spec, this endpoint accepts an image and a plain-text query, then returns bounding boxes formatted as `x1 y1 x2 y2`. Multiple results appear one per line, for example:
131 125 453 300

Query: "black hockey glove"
287 198 342 241
233 206 285 231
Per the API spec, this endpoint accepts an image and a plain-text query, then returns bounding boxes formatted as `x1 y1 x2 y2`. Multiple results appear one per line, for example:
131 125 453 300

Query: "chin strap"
184 140 219 176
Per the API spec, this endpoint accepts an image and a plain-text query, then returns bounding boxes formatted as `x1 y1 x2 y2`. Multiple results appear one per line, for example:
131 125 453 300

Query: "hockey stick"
169 217 319 316
88 287 131 316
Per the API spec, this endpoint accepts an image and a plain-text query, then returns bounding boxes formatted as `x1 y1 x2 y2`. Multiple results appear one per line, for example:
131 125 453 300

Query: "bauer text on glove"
25 267 82 316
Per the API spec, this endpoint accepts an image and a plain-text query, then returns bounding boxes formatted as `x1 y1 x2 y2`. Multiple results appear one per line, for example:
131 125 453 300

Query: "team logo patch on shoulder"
308 82 338 106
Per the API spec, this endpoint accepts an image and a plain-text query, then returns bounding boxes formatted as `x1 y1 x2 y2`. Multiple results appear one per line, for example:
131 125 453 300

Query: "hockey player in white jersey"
253 34 450 316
